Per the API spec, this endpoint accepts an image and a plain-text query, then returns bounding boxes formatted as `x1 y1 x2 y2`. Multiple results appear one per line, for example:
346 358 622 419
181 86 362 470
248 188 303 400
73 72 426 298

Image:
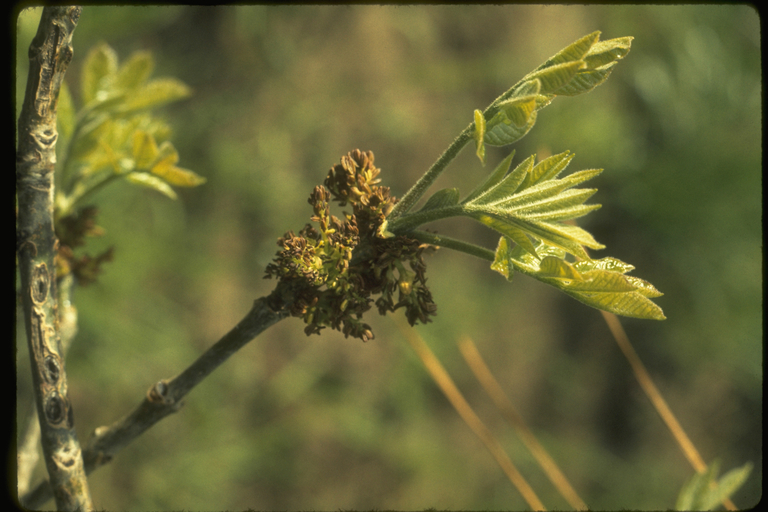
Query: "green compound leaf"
462 151 604 259
492 237 665 320
554 37 633 97
474 32 632 150
392 32 631 222
518 33 632 98
79 43 191 118
390 151 605 261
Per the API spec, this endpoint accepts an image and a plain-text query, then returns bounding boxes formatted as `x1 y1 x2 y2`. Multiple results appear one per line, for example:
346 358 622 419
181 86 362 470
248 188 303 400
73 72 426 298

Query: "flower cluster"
265 150 436 341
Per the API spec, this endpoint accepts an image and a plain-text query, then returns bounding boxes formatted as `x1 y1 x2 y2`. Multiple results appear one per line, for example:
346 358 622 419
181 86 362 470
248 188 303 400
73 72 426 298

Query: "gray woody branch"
21 297 288 509
16 6 91 512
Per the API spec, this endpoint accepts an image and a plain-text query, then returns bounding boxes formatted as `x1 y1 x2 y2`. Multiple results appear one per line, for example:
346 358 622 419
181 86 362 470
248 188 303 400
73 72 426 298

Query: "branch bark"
16 6 90 512
21 297 288 509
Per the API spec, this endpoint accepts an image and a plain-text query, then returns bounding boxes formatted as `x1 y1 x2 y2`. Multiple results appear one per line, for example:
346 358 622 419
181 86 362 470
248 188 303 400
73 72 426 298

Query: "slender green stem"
409 230 495 262
387 70 530 223
388 204 466 234
56 172 122 220
388 127 474 221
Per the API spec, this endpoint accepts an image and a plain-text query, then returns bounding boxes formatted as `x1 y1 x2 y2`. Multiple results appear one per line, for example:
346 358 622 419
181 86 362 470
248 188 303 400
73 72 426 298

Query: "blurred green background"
15 5 760 510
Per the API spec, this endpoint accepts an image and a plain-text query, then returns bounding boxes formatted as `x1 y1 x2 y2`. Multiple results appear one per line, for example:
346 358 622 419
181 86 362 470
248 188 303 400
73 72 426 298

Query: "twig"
20 297 287 509
16 6 90 511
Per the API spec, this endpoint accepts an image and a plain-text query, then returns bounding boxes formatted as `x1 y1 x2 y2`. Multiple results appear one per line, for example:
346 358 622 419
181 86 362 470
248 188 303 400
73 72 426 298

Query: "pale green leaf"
574 257 634 274
700 462 753 510
562 269 638 292
461 153 604 259
562 287 666 320
470 154 534 205
490 237 516 281
527 31 600 75
118 78 192 113
81 43 118 105
542 221 605 250
491 240 664 321
539 256 583 280
152 163 207 188
484 81 550 147
524 60 587 95
549 267 665 320
474 213 550 253
508 78 542 100
676 460 752 511
514 188 599 217
555 62 618 97
94 138 125 175
491 238 553 276
490 168 602 210
624 276 664 298
497 95 538 128
556 168 605 188
502 225 538 258
676 466 714 511
584 37 633 69
469 211 595 259
113 51 154 92
463 150 516 204
474 109 486 165
520 151 574 189
125 172 177 199
484 110 538 146
522 202 601 222
148 141 206 187
155 140 178 160
132 130 159 170
85 91 130 116
417 188 460 213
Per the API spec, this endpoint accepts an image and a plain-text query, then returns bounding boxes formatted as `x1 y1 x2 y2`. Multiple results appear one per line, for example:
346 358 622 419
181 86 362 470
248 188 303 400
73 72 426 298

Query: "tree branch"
15 6 90 512
21 296 288 509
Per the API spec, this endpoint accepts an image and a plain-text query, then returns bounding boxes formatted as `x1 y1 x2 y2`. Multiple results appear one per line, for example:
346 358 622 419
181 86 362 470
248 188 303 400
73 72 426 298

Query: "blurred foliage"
676 459 752 511
53 41 204 285
16 5 760 510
